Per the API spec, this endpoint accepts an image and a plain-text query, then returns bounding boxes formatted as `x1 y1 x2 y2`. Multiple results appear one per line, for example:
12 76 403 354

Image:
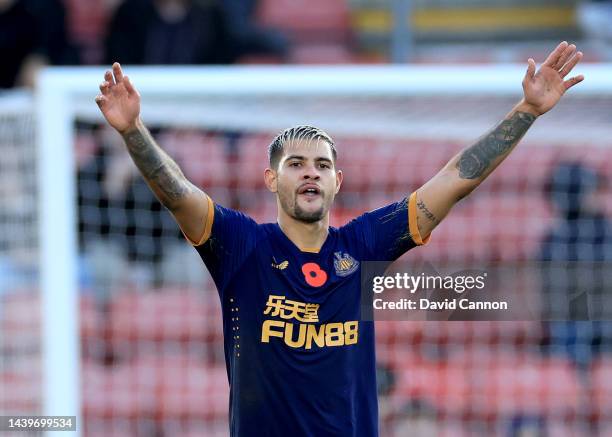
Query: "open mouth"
297 184 321 198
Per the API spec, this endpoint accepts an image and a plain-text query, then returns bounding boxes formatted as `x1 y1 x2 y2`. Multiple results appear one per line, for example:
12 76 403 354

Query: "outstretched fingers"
94 94 107 107
542 41 569 68
99 79 111 94
112 62 124 83
123 75 136 95
554 44 576 70
559 51 583 78
564 75 584 90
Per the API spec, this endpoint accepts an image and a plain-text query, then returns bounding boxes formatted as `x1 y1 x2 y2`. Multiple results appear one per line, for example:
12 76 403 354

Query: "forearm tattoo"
416 199 438 223
122 126 193 206
456 111 536 179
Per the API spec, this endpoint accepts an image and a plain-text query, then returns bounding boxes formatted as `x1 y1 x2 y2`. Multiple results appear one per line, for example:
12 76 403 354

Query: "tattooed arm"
413 41 584 240
96 63 209 243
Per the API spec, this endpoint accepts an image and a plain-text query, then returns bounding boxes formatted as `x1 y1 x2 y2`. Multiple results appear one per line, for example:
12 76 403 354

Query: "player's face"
270 140 342 223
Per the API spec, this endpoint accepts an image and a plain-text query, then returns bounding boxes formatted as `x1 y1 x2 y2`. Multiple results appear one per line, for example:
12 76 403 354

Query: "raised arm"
413 41 584 239
95 63 209 244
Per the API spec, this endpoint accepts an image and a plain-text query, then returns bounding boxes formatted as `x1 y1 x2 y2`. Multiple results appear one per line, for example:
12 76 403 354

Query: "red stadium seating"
291 45 354 64
591 358 612 417
235 133 271 189
82 358 228 421
393 354 471 415
80 294 103 339
420 346 582 417
0 290 40 352
471 353 580 418
377 321 542 353
108 288 223 361
0 367 41 413
393 349 581 418
257 0 350 45
154 356 228 420
158 130 230 188
257 0 353 63
83 361 153 419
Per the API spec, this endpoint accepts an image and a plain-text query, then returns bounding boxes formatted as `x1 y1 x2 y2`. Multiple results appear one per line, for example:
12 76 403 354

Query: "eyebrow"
284 155 333 164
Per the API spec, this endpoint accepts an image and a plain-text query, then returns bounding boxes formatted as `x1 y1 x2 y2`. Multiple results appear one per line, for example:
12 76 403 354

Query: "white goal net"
0 92 41 426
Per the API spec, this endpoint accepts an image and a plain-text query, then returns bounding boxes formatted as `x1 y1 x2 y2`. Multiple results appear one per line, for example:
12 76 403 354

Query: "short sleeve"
188 197 259 293
341 191 431 261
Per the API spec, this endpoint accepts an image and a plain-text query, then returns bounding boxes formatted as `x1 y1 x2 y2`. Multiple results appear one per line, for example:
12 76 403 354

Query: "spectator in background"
539 162 612 370
0 0 77 88
213 0 289 61
105 0 232 65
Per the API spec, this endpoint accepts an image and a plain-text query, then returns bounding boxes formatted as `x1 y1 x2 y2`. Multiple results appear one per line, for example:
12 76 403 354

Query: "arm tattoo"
417 199 438 223
456 111 536 179
122 126 193 207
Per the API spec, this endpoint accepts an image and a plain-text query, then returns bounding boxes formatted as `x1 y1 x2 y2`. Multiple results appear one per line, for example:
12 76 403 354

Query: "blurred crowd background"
2 0 612 436
2 0 612 89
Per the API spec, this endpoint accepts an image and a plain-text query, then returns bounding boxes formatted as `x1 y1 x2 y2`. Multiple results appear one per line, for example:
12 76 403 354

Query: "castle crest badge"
333 252 359 277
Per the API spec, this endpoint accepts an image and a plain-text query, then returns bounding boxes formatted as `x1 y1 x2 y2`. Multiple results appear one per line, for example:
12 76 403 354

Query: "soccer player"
95 41 583 436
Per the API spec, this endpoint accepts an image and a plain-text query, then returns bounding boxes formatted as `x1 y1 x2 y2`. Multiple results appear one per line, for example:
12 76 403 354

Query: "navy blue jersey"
191 193 429 437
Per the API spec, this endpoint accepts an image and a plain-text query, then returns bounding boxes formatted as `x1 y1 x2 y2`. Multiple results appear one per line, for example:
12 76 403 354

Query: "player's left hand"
521 41 584 116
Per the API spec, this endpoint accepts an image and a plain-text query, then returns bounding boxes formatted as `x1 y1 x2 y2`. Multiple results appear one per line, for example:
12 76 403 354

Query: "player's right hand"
95 62 141 134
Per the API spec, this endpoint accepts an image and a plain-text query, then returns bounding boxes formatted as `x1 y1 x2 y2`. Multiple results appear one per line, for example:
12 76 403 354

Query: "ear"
264 167 277 193
335 169 343 194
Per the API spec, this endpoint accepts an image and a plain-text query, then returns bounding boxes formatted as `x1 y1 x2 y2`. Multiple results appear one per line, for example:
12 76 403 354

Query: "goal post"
16 63 612 434
37 73 81 432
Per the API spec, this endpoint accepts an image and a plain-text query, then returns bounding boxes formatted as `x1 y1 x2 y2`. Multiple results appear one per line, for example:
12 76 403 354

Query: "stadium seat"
82 423 135 437
154 356 228 420
0 290 40 352
591 358 612 417
375 322 426 367
82 360 156 419
393 357 472 415
291 44 354 64
393 347 582 419
434 193 552 261
335 137 376 192
83 357 229 422
236 133 270 189
257 0 355 64
0 367 41 413
450 349 581 418
157 130 229 188
419 321 542 347
257 0 350 45
108 288 223 360
80 294 106 360
159 422 230 437
80 294 102 341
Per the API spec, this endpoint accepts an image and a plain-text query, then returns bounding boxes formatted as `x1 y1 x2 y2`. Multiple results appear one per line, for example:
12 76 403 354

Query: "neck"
154 0 188 22
277 209 329 252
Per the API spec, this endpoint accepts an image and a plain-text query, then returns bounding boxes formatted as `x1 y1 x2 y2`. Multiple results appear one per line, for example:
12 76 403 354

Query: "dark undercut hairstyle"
268 125 337 170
